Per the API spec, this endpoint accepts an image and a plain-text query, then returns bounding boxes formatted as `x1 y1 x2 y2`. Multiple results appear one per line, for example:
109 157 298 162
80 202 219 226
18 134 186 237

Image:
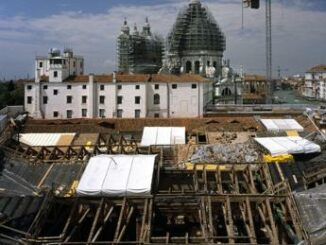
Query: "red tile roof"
308 65 326 73
64 73 209 83
244 74 266 81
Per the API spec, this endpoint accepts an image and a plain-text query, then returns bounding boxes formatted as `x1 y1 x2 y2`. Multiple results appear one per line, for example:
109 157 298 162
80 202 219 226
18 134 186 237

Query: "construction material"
77 155 156 197
255 136 321 156
260 119 304 132
190 142 260 164
18 133 76 146
263 154 294 163
141 127 185 146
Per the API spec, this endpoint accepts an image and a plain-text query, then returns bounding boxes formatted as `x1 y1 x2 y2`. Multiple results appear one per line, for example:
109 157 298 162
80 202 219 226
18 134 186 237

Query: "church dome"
167 0 225 53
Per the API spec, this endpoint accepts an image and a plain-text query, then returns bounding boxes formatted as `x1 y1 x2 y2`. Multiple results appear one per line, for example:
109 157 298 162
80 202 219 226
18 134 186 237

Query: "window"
54 71 58 78
192 84 197 89
43 96 48 104
135 85 140 90
186 61 192 73
100 85 104 91
154 113 160 118
27 96 32 104
82 96 87 104
43 85 48 90
117 84 122 90
67 96 72 104
81 109 87 117
53 89 58 95
66 110 73 119
82 85 87 89
27 85 32 90
73 61 76 67
155 84 159 90
135 96 141 104
117 96 123 104
99 109 105 118
153 94 160 105
194 61 200 74
53 111 58 118
99 96 105 104
39 62 43 68
172 84 177 89
117 109 123 118
135 110 141 118
67 85 72 90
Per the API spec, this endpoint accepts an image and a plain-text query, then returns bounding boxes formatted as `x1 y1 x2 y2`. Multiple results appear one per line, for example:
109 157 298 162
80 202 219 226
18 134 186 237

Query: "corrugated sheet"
141 127 185 146
260 119 304 132
18 133 75 146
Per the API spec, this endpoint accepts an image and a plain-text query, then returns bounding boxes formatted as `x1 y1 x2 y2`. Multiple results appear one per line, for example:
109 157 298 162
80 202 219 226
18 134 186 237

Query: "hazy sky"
0 0 325 79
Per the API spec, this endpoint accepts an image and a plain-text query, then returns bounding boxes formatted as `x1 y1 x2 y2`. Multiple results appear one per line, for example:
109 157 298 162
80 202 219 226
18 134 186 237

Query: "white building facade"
303 65 326 100
25 66 214 119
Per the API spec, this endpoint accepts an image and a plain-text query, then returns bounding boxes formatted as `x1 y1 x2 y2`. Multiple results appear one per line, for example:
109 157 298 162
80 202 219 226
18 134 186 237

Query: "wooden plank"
87 198 104 242
92 205 114 242
113 197 127 242
117 206 134 242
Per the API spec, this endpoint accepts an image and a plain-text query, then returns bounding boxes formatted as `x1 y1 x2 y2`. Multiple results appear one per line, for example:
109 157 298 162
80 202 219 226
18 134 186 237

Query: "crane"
243 0 272 103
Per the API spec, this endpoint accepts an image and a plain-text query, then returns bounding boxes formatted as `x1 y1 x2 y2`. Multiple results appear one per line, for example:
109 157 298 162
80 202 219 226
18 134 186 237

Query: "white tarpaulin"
260 119 304 132
18 133 76 146
255 136 321 156
77 155 156 197
140 127 185 146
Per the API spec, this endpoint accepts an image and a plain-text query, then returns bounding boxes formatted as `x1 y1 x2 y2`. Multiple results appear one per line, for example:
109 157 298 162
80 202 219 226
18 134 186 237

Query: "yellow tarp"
185 163 226 171
263 154 294 163
286 130 299 136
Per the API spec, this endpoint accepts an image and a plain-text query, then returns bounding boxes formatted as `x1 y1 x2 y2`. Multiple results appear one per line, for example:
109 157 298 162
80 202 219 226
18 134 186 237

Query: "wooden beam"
113 197 127 241
87 198 104 242
117 206 135 242
92 205 115 242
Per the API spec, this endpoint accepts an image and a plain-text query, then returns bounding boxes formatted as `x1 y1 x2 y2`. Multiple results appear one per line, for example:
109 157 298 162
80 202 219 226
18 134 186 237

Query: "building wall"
147 83 169 118
115 82 147 118
303 71 326 100
25 77 211 119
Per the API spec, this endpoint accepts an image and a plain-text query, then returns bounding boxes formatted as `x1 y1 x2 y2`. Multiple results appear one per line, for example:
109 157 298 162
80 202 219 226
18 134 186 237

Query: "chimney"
113 71 117 83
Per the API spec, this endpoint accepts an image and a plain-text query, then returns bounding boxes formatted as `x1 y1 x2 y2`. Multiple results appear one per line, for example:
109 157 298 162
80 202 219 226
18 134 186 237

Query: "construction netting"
294 184 326 245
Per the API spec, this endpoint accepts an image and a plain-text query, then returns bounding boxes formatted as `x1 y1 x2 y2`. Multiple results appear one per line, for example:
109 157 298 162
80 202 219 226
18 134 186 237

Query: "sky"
0 0 325 80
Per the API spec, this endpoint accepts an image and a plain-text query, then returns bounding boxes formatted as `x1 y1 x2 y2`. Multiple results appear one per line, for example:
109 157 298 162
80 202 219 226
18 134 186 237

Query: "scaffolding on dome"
117 19 164 74
167 3 225 54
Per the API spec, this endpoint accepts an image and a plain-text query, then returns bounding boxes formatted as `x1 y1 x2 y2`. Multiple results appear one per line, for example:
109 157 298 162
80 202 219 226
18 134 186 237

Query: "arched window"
186 61 192 73
222 88 232 96
194 61 200 74
153 94 160 105
213 61 217 68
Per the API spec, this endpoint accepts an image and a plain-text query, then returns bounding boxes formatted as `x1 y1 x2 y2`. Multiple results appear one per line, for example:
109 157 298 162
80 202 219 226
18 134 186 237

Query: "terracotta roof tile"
244 74 266 81
308 64 326 73
65 73 209 83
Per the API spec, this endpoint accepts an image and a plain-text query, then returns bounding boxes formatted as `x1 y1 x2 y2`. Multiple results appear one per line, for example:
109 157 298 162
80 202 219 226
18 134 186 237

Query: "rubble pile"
190 141 260 164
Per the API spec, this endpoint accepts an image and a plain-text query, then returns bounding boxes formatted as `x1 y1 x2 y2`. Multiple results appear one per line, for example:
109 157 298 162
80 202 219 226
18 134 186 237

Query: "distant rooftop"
307 64 326 73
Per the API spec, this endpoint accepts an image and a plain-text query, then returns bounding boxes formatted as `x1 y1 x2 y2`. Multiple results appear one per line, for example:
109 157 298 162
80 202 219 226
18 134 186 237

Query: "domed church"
165 0 225 77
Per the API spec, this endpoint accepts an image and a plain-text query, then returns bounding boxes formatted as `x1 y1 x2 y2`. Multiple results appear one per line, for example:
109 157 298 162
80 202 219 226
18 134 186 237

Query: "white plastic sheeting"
76 155 157 197
260 119 304 132
255 136 321 156
18 133 76 146
140 127 185 146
